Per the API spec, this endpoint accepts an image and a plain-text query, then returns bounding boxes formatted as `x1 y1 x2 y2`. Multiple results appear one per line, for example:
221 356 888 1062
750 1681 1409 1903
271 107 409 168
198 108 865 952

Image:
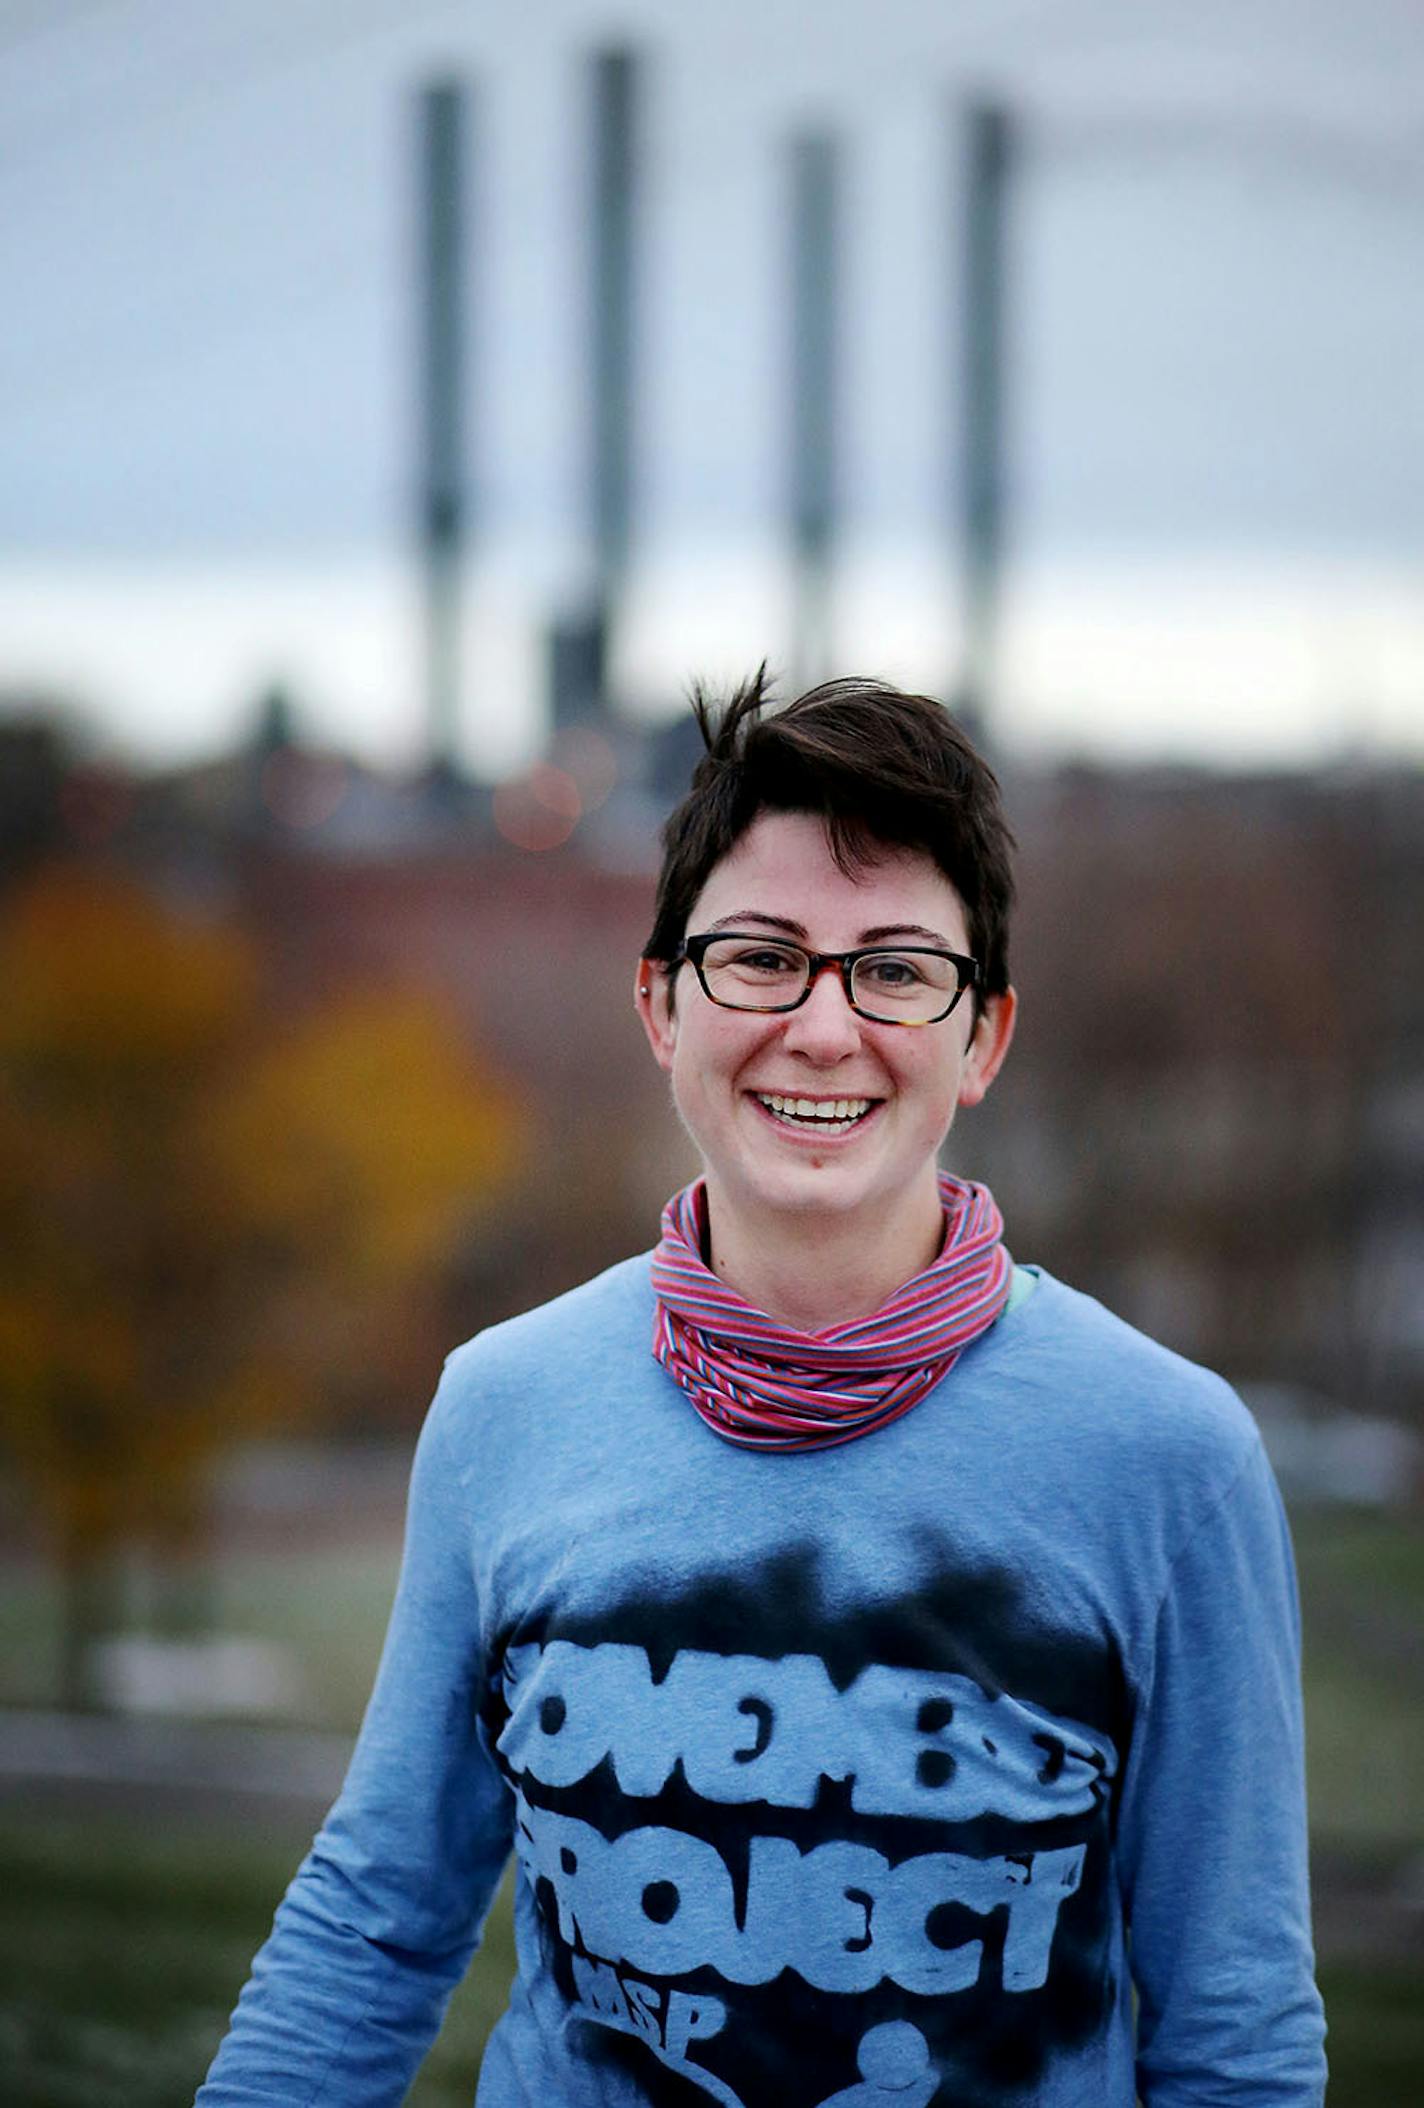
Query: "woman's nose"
780 961 863 1058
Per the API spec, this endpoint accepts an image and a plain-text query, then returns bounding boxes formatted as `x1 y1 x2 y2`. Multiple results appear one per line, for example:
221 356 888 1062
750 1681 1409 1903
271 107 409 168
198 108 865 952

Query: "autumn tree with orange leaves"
0 864 523 1705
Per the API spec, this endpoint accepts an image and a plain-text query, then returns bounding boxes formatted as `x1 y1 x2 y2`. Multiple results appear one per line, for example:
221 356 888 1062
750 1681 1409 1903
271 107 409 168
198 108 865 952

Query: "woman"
199 675 1325 2106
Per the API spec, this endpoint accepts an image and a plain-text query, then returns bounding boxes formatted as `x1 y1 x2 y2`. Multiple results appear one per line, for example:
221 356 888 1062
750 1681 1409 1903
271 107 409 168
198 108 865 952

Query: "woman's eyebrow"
702 911 807 935
858 923 954 947
701 912 954 948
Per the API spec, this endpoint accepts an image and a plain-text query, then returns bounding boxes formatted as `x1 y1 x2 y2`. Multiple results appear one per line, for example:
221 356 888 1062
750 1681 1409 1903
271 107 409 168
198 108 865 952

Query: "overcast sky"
3 0 1423 772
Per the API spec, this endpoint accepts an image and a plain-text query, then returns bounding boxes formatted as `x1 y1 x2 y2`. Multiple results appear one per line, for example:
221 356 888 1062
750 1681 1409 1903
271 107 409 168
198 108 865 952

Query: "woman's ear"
957 985 1017 1108
635 959 677 1073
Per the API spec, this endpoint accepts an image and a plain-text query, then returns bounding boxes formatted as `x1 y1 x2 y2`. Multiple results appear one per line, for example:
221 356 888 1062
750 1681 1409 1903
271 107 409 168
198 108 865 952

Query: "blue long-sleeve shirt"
198 1261 1326 2106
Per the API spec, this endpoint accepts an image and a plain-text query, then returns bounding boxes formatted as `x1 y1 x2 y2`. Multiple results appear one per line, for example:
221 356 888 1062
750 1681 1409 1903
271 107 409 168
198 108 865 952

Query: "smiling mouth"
753 1092 876 1134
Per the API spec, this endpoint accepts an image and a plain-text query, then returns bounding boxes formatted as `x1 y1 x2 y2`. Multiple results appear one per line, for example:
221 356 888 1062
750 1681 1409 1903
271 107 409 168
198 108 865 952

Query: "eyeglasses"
675 932 980 1026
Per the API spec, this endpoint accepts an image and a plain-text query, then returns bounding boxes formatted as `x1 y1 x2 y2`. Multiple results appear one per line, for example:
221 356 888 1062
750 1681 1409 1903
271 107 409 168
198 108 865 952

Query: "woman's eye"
864 954 925 987
734 947 799 974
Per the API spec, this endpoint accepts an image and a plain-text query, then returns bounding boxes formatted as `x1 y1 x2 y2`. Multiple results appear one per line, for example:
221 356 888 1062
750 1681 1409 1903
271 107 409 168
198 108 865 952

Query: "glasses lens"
700 935 809 1009
850 950 958 1023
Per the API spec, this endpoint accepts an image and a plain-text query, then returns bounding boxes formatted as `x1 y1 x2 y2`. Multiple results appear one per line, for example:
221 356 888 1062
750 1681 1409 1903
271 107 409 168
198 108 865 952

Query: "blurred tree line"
0 849 523 1704
970 763 1423 1423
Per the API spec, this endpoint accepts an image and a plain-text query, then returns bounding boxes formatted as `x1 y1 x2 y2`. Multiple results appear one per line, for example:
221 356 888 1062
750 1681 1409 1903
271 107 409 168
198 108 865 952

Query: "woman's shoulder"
1000 1266 1263 1477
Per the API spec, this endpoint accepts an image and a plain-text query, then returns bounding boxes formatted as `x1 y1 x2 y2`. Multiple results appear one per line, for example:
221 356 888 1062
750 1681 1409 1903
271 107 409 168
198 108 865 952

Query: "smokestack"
550 47 640 731
591 47 637 604
788 129 840 692
578 45 639 723
416 80 472 777
956 100 1011 743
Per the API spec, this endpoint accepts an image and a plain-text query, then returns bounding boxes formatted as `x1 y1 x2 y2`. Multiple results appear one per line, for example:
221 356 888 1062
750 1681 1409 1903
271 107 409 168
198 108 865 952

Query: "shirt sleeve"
1117 1434 1327 2106
196 1372 514 2106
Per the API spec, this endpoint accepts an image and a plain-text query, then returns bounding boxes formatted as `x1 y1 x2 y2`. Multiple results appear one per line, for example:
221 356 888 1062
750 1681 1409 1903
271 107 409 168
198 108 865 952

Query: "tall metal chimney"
592 49 637 604
417 80 470 776
789 130 839 692
578 45 639 722
956 100 1011 742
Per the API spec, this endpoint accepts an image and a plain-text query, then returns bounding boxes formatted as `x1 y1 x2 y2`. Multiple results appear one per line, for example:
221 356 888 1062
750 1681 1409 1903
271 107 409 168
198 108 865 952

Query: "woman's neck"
702 1178 947 1334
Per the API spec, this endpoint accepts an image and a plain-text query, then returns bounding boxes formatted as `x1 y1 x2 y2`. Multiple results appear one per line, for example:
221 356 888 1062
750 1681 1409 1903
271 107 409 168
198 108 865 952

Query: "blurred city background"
1 2 1422 2102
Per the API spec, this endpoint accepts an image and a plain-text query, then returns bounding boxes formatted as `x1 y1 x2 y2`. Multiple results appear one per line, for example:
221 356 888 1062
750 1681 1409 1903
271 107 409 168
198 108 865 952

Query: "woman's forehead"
688 810 968 944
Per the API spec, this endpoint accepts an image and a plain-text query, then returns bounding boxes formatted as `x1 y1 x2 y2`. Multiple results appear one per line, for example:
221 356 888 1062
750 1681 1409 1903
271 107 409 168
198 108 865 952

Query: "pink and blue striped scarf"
650 1174 1011 1453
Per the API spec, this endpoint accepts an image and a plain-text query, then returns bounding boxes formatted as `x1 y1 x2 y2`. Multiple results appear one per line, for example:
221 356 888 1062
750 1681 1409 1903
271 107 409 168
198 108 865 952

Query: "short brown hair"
644 671 1015 999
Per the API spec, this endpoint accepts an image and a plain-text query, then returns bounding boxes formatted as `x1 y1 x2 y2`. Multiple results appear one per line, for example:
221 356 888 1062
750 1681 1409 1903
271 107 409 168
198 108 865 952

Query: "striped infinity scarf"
650 1173 1011 1453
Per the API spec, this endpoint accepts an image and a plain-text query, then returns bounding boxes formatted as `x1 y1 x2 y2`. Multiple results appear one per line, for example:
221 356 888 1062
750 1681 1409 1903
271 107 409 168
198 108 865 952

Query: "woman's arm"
1119 1437 1327 2106
197 1379 513 2106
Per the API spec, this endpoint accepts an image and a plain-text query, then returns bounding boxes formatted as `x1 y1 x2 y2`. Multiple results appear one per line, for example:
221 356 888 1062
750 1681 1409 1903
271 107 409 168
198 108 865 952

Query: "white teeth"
757 1093 872 1125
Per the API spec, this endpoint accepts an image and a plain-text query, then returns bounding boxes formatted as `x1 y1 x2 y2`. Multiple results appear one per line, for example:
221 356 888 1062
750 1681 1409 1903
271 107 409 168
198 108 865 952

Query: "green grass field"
1 1498 1420 2103
1293 1505 1424 1612
0 1804 514 2107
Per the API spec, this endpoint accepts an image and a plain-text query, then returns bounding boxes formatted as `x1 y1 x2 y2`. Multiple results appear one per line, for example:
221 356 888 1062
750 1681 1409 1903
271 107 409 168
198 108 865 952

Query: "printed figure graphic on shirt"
813 2022 937 2107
